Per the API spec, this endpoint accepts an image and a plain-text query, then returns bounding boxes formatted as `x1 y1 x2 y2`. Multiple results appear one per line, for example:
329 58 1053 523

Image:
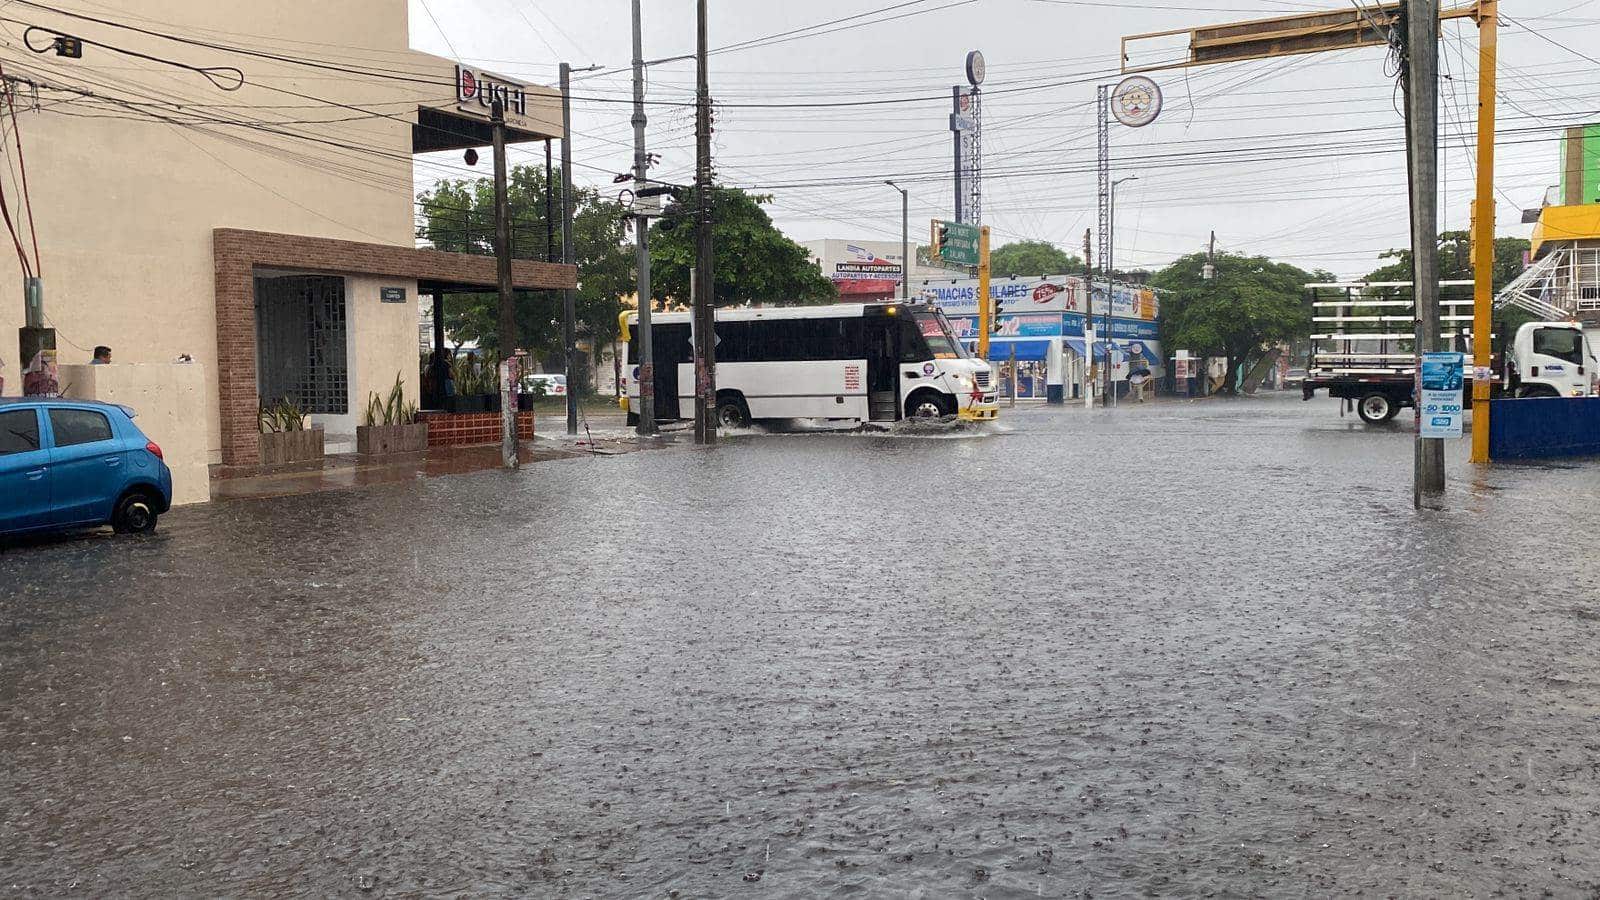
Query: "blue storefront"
914 274 1162 401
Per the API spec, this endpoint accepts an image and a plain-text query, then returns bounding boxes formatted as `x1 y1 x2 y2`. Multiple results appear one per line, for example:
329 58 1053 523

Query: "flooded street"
4 394 1599 897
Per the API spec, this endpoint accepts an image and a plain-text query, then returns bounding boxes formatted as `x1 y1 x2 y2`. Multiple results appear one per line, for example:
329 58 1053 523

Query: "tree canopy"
1362 230 1529 292
648 186 836 308
989 240 1083 278
1151 251 1323 394
416 164 632 366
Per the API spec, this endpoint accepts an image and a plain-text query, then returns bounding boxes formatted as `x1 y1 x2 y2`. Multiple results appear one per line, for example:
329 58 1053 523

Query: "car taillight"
145 440 164 460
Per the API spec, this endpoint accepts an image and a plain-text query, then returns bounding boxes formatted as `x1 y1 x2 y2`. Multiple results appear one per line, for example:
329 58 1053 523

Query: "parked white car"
524 373 568 397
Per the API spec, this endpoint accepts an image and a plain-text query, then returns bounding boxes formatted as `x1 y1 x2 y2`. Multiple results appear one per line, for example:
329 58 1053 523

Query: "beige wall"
346 276 424 431
59 363 211 505
0 1 560 467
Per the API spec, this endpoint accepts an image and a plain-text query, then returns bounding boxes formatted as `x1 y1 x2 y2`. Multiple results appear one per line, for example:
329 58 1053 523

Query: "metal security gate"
255 275 348 414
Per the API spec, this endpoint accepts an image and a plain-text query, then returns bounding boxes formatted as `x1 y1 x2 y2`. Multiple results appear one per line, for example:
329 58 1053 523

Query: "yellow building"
0 0 574 473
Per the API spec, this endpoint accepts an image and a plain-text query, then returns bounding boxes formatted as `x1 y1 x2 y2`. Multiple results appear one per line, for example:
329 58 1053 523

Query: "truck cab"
1504 322 1598 398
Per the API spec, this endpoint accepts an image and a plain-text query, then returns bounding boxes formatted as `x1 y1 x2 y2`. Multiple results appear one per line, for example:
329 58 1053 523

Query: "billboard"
914 274 1156 320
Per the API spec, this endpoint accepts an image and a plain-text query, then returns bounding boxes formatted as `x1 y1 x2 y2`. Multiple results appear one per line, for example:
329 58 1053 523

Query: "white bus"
619 302 998 427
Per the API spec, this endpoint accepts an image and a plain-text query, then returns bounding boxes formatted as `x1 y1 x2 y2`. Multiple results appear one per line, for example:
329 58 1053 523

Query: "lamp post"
1103 174 1137 407
885 180 909 300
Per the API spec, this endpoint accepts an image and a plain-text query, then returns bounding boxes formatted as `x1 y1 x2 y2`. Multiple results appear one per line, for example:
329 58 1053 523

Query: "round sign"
1111 75 1162 128
923 362 936 376
965 50 986 86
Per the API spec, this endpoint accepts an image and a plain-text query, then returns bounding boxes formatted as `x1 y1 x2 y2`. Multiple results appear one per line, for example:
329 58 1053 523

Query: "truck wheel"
1357 392 1397 424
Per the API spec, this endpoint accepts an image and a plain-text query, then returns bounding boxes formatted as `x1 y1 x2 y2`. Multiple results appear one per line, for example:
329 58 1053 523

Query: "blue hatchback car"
0 398 173 537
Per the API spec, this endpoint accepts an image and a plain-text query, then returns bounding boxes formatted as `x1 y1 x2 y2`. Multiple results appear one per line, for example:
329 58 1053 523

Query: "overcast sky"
409 0 1600 278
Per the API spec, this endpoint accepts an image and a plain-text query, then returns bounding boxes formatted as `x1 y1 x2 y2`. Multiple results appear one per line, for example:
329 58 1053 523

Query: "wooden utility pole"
1404 0 1446 505
693 0 716 444
631 0 658 435
491 99 517 466
560 63 579 436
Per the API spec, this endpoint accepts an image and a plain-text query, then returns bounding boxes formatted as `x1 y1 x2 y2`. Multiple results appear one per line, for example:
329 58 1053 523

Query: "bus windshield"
914 311 968 360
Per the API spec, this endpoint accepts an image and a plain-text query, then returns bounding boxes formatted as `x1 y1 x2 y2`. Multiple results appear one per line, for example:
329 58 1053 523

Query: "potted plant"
357 375 428 455
446 351 500 413
257 398 324 465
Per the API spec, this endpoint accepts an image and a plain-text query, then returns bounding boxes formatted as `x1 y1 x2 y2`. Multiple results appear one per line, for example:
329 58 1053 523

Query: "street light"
1104 174 1138 407
885 180 909 300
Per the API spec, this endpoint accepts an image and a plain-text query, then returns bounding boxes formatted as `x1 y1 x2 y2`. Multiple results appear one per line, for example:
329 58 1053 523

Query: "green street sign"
937 220 981 266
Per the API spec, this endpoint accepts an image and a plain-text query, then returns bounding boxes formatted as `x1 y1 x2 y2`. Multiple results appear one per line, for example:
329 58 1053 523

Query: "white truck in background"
1301 281 1599 424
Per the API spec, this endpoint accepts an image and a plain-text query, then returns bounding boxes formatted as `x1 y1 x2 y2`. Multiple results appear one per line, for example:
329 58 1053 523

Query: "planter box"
417 411 535 447
357 422 429 456
258 428 325 466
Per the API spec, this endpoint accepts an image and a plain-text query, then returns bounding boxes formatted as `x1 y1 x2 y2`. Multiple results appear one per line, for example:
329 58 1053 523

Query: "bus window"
912 311 963 360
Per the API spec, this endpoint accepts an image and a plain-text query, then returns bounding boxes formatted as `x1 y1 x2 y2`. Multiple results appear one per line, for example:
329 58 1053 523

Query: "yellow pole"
977 226 992 360
1469 0 1497 463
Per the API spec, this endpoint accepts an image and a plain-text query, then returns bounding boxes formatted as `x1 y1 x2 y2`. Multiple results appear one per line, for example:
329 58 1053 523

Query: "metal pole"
1083 227 1093 408
1469 0 1497 464
694 0 716 445
1008 343 1017 408
977 226 992 361
1104 180 1115 408
545 140 555 263
560 63 579 436
1405 0 1445 504
886 181 909 300
491 99 517 465
631 0 657 436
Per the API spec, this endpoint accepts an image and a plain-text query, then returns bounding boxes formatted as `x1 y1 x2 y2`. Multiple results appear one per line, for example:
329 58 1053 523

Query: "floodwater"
4 394 1599 897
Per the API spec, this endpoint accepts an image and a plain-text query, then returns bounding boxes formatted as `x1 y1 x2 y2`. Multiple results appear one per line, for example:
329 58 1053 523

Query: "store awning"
963 337 1051 361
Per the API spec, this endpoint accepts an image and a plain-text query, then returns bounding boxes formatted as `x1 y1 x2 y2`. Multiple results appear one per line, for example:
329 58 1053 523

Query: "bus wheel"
1356 392 1397 424
715 393 751 429
906 390 953 419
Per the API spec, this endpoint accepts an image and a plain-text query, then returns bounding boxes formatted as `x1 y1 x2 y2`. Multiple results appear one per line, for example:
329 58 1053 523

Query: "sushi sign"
456 65 528 117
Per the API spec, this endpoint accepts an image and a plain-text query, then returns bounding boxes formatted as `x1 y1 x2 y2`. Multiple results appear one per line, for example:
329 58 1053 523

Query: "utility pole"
491 98 517 467
559 63 579 436
1105 174 1137 407
886 180 909 300
1403 0 1445 505
693 0 717 445
1469 0 1498 464
630 0 657 436
977 227 992 360
1083 227 1093 408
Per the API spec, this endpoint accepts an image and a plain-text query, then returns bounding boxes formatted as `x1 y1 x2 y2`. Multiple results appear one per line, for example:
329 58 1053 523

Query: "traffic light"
930 219 949 259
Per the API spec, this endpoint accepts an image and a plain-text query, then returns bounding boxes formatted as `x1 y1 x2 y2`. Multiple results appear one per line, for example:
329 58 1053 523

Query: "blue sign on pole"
1419 352 1465 438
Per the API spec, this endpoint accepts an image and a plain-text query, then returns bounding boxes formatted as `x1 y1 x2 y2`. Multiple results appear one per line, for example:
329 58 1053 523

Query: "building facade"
0 0 574 471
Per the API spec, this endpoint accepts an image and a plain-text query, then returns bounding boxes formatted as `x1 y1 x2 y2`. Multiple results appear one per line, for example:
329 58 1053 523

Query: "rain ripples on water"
3 394 1599 897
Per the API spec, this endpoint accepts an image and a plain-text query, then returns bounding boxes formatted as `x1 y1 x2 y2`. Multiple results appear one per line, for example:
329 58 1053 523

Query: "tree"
989 240 1083 278
1152 251 1321 395
1363 230 1529 291
416 165 633 380
1363 231 1537 329
648 186 836 307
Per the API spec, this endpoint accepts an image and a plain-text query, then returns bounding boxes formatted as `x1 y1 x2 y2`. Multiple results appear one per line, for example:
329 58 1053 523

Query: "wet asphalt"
3 393 1599 898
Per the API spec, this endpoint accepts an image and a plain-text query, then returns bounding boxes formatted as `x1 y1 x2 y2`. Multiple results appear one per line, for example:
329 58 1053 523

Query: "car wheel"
1356 393 1397 424
112 492 159 535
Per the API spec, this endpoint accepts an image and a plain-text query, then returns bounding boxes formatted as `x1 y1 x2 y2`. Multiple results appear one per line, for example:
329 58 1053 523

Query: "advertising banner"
1419 352 1465 438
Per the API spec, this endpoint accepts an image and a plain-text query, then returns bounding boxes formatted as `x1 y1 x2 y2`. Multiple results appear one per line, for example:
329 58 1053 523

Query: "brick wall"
418 411 536 447
214 229 576 466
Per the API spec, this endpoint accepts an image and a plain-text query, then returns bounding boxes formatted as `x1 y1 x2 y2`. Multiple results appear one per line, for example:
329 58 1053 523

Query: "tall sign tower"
952 50 984 225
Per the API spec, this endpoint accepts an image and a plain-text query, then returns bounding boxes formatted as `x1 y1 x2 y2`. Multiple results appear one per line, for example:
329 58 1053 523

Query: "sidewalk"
210 433 664 502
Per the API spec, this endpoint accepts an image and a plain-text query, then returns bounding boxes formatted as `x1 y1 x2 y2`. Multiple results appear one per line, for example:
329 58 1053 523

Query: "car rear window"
48 408 114 447
0 408 40 455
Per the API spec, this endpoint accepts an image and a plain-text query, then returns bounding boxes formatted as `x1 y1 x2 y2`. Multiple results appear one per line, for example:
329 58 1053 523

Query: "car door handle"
104 456 122 466
26 467 46 480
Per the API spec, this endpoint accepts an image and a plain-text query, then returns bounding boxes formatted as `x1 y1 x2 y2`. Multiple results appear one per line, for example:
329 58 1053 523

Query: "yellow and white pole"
977 226 993 361
1470 0 1498 463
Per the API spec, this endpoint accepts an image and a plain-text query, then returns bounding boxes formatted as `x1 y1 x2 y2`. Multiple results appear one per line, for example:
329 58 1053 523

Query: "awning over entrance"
214 228 577 468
